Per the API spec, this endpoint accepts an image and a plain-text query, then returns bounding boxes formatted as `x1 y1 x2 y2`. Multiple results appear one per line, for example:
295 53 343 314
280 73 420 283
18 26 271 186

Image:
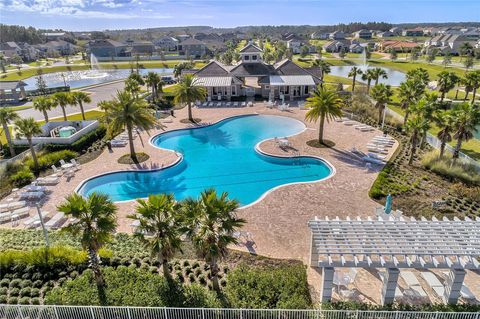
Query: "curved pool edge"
75 113 335 207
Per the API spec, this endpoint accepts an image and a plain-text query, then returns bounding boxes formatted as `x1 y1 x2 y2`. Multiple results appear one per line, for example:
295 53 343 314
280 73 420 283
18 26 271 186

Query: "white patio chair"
51 165 63 176
70 159 81 170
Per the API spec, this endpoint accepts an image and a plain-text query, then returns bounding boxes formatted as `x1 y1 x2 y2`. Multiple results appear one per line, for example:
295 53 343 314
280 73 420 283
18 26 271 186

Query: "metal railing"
0 305 478 319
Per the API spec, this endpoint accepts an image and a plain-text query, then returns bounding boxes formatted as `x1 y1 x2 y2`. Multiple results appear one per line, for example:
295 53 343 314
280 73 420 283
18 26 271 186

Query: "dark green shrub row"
323 301 480 312
25 150 78 171
225 264 312 309
45 266 221 308
9 169 34 187
369 163 393 199
45 126 106 153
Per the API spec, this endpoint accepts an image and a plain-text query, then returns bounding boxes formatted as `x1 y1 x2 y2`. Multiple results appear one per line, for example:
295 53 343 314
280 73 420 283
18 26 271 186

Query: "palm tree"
109 90 157 161
145 72 161 102
412 94 438 148
128 194 183 279
98 100 114 125
463 70 480 104
32 96 54 123
452 103 480 160
311 59 331 86
183 189 245 293
437 71 460 102
397 79 425 125
57 193 117 303
304 87 343 144
52 92 73 121
125 77 141 97
406 68 430 86
173 74 207 122
361 69 375 93
433 109 455 158
370 67 388 86
0 108 20 157
14 118 42 171
370 84 394 125
71 91 92 121
406 115 427 165
347 66 363 92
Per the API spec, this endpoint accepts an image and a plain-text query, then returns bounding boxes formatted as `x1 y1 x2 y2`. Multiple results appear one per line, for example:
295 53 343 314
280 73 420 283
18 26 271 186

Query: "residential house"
43 32 66 41
176 34 191 42
0 42 22 59
88 39 128 58
311 32 329 40
378 31 395 38
461 28 480 39
424 35 475 55
402 28 425 37
286 36 305 54
178 38 207 58
124 39 155 56
354 30 373 39
475 39 480 49
153 36 179 51
192 43 321 101
0 81 27 104
377 41 419 52
349 43 364 53
389 27 403 36
38 40 78 56
329 31 346 40
323 40 349 53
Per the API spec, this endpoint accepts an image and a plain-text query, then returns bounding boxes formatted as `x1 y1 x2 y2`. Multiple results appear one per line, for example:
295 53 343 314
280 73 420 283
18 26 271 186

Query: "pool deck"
2 103 479 305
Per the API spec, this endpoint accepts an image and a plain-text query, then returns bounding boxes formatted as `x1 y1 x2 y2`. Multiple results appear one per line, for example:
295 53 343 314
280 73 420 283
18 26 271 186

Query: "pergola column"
443 268 466 304
320 267 334 302
309 232 319 267
380 268 399 305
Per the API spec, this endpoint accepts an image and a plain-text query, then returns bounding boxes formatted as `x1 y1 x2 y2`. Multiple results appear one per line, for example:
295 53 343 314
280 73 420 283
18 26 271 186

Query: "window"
231 86 237 96
304 86 309 94
252 55 257 60
265 85 270 89
244 55 250 60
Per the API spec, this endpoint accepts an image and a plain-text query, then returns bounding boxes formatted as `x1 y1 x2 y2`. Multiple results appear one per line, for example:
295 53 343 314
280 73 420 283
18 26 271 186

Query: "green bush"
25 150 78 172
421 151 480 185
0 295 7 303
44 126 106 153
9 168 34 187
182 284 221 308
0 246 88 270
45 266 219 307
225 264 312 309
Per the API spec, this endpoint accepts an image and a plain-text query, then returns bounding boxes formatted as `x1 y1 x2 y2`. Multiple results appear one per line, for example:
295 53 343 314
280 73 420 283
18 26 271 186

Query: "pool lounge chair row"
198 101 247 108
0 207 30 224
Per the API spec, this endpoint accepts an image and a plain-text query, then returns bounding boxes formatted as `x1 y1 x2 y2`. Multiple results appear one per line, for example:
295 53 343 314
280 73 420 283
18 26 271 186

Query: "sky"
0 0 479 31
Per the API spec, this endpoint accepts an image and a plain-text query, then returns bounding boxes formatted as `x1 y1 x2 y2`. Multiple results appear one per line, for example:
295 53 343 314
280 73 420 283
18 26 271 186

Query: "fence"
0 144 43 172
0 305 478 319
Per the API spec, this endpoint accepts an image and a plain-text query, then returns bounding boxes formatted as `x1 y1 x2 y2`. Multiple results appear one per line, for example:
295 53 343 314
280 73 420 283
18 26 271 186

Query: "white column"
320 267 334 302
309 232 319 267
443 268 466 304
380 268 399 305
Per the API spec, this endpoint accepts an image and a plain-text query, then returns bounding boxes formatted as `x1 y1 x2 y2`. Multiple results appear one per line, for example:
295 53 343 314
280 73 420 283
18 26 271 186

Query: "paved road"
16 81 125 121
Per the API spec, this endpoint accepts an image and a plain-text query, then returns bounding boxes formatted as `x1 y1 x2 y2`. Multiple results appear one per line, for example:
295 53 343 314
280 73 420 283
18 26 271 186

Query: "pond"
329 66 406 86
22 68 174 90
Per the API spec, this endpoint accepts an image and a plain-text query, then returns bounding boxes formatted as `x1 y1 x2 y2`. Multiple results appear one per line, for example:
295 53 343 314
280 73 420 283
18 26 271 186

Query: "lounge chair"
19 192 44 201
36 177 59 186
216 102 222 107
241 102 246 107
233 102 239 107
59 159 67 166
0 212 12 223
24 185 46 193
367 152 386 160
111 140 127 147
11 207 30 226
23 211 49 228
64 170 75 178
343 121 356 126
0 200 26 212
51 165 63 176
362 156 384 165
70 159 81 170
45 212 67 229
226 102 231 107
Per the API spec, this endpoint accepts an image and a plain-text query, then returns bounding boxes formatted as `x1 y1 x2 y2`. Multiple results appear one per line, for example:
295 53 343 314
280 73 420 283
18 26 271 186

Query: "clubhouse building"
193 43 321 102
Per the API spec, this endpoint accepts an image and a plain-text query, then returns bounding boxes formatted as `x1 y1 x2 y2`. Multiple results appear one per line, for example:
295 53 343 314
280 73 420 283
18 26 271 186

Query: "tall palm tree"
32 96 54 123
0 108 20 157
433 109 455 158
71 91 91 120
437 71 460 102
347 66 363 92
361 69 375 94
183 189 245 293
397 79 425 125
52 92 73 121
463 70 480 104
145 72 161 103
406 68 430 86
128 194 183 279
452 103 480 160
311 59 331 86
57 193 117 304
370 67 388 86
370 84 394 125
412 94 438 148
14 118 42 171
173 74 207 122
406 115 428 165
109 90 157 161
304 86 343 144
125 78 141 97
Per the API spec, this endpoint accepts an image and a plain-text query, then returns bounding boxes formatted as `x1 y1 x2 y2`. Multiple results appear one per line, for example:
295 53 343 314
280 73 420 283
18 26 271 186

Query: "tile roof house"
192 43 321 101
377 40 419 52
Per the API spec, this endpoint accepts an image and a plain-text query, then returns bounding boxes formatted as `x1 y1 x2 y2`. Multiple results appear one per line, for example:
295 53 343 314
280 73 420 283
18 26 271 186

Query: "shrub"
0 295 7 303
18 296 30 304
0 279 9 287
30 288 40 297
19 287 31 297
0 287 8 295
44 126 106 153
25 150 78 172
422 151 480 185
8 297 18 304
31 297 40 305
182 284 221 308
225 264 312 309
9 279 21 288
9 287 20 297
9 168 34 187
20 280 32 288
0 246 88 270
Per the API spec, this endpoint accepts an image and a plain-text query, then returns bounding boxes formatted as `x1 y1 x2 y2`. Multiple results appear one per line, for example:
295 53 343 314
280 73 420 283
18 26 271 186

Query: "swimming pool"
77 115 333 206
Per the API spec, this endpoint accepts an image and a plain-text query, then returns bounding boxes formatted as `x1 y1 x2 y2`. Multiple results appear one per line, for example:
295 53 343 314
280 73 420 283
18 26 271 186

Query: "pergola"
308 216 480 304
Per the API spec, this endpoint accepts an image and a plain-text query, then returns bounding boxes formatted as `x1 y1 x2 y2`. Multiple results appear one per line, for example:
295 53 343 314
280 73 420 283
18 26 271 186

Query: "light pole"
61 73 67 88
35 204 49 248
381 107 387 130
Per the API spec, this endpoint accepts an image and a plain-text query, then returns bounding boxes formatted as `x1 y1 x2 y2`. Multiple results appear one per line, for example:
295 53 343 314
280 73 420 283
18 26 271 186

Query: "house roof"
269 75 316 86
0 42 20 50
89 39 125 48
195 76 239 87
239 43 263 53
274 59 313 76
230 62 275 77
195 60 230 77
0 81 27 90
180 38 205 45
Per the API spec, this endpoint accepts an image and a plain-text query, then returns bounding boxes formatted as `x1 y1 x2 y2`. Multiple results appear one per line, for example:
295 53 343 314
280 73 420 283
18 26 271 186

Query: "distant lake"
329 66 406 86
23 68 174 90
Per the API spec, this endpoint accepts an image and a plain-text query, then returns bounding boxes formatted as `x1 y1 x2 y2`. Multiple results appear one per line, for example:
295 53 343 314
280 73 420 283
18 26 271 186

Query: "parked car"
161 76 176 84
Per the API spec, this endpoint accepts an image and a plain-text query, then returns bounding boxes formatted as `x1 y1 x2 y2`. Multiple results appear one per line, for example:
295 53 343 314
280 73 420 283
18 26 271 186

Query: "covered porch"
262 75 317 101
196 76 242 101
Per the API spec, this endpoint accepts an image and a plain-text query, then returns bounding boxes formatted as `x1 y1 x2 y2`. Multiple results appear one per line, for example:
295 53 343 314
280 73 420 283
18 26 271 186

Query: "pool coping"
74 113 336 208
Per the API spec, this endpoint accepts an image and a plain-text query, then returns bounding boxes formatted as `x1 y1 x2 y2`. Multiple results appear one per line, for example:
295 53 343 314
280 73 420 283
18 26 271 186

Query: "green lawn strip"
367 60 468 78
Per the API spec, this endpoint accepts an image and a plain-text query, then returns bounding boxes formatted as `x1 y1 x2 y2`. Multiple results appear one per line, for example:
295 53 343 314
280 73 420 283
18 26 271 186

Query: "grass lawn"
368 60 468 78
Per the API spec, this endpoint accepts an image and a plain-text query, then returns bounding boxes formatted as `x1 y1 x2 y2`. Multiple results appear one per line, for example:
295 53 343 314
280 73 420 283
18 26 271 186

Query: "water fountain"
84 54 109 79
360 48 368 70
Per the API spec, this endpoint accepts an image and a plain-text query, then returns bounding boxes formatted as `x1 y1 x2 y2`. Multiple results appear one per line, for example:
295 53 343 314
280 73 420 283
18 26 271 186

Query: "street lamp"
61 73 67 88
35 204 49 248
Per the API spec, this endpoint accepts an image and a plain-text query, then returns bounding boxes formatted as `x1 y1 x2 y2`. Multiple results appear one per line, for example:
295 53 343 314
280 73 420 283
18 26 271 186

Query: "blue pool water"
77 115 333 206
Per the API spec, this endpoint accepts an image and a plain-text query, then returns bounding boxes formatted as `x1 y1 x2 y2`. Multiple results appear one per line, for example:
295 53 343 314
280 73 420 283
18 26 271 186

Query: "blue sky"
0 0 478 31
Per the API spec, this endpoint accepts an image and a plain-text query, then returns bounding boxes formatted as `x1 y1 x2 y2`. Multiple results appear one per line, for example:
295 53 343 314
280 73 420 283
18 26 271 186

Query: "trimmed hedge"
25 150 78 172
44 126 106 153
45 266 220 307
225 264 312 309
